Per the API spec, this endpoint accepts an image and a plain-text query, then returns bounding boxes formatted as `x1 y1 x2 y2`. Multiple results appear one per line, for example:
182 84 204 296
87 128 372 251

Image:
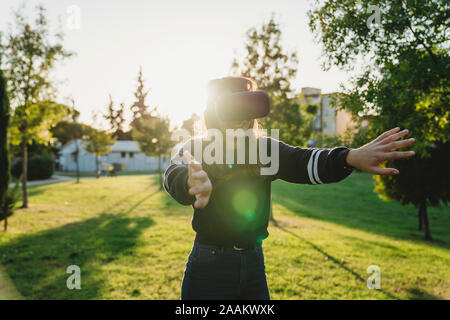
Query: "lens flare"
232 190 257 221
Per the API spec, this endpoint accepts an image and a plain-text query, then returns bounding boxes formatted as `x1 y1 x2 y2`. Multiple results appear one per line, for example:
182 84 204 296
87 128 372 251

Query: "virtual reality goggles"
213 91 270 122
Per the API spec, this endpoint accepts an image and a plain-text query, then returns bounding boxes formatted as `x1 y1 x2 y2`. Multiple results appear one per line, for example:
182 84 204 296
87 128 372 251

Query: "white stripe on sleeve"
313 150 324 184
307 149 319 184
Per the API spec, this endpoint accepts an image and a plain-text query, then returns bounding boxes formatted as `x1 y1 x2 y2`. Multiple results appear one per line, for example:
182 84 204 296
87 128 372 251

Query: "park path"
9 173 159 188
0 264 22 300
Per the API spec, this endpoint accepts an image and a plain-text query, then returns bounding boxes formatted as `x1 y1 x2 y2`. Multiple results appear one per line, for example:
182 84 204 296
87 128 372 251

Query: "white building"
58 140 169 172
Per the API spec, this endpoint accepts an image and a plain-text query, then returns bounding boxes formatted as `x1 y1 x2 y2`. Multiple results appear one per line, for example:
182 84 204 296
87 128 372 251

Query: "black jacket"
164 137 353 247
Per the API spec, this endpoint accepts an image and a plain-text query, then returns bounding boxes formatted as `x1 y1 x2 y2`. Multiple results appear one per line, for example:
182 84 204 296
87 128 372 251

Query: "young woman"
164 77 415 300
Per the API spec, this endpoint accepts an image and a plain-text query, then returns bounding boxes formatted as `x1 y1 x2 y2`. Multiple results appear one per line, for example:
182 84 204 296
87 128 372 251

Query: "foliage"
84 128 115 158
231 14 312 147
52 121 90 146
130 67 155 121
181 113 201 137
104 94 128 140
0 179 21 231
12 154 54 181
309 0 449 240
0 4 72 207
0 68 13 230
132 113 173 188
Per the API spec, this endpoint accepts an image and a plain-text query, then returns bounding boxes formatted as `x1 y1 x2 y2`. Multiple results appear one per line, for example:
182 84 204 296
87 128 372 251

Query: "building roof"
60 139 142 154
110 140 141 152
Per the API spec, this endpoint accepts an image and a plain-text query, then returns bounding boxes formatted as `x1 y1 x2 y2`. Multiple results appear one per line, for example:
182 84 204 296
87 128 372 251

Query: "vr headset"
214 91 270 122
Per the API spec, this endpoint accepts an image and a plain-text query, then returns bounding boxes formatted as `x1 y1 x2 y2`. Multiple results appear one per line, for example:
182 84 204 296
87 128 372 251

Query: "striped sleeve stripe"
313 150 324 184
307 149 324 185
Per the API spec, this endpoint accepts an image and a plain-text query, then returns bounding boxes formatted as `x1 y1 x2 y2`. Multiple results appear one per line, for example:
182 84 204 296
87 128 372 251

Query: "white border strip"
313 150 324 184
307 149 319 184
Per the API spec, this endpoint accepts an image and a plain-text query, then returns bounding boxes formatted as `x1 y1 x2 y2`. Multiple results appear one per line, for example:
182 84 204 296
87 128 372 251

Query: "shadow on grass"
272 173 450 249
406 287 441 300
272 221 401 300
0 214 154 299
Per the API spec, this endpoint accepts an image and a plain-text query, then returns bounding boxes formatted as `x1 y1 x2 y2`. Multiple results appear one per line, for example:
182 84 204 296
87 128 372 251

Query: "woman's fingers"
374 127 400 143
371 167 400 175
384 138 415 151
194 197 209 209
380 129 409 144
184 150 202 173
189 184 209 195
382 150 415 161
191 170 208 181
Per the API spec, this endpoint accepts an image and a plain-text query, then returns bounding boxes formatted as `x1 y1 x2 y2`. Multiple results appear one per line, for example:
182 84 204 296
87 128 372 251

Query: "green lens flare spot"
232 190 257 220
228 164 233 168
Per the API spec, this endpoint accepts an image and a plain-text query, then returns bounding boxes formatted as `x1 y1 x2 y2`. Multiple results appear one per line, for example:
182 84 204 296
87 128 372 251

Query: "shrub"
1 179 21 231
12 154 54 181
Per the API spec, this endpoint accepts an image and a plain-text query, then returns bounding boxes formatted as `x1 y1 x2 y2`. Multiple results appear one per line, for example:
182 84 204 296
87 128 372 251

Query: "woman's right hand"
184 151 212 209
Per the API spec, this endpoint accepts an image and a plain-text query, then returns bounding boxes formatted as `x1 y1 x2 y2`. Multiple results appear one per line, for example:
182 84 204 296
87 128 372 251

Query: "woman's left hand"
345 127 416 175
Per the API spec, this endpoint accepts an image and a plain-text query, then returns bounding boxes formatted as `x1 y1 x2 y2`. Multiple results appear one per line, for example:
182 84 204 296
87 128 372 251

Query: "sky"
0 0 353 129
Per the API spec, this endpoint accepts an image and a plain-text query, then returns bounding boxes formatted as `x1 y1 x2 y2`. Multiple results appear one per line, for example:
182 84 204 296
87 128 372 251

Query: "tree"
309 0 449 240
84 128 115 178
52 102 89 183
132 114 173 189
231 14 312 147
130 67 155 121
104 94 128 140
0 5 72 207
181 113 201 137
0 68 17 231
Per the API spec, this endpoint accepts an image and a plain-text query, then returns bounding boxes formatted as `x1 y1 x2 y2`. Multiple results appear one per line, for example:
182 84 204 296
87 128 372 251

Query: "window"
324 121 328 128
324 109 329 116
129 152 134 158
121 152 126 158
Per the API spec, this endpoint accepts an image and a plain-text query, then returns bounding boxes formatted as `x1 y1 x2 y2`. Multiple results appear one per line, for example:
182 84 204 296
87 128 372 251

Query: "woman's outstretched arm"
272 127 415 184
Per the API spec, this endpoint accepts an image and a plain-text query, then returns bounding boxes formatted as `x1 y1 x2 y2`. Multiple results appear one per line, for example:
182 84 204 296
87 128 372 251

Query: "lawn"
0 173 449 299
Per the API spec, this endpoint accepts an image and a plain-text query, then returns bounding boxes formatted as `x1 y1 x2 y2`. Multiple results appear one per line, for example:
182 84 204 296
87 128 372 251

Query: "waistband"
194 233 261 251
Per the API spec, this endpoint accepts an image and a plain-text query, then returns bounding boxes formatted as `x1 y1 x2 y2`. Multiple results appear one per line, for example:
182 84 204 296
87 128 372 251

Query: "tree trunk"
21 140 28 208
418 205 423 231
4 217 7 231
95 155 99 178
158 154 163 190
75 143 80 183
419 201 432 241
269 193 276 223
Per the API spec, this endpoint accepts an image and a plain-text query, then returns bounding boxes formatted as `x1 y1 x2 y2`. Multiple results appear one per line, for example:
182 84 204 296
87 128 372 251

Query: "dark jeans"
181 241 270 300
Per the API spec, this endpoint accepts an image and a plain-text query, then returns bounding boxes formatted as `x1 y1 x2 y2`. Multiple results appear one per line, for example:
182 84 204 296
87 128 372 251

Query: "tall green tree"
309 0 449 240
0 5 72 207
130 67 156 121
231 14 312 146
84 128 115 178
0 69 13 231
132 114 173 189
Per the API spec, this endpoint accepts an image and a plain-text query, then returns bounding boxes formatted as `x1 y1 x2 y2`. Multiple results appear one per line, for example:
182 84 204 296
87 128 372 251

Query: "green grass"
0 173 449 299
